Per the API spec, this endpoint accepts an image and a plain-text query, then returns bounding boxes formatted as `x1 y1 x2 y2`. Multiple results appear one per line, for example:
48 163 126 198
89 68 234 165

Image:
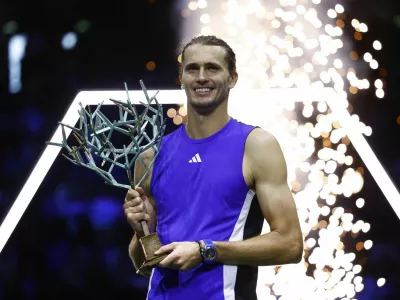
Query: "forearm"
214 231 303 267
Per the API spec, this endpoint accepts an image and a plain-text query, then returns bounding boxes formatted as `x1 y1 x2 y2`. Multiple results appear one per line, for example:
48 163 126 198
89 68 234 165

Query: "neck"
185 101 230 139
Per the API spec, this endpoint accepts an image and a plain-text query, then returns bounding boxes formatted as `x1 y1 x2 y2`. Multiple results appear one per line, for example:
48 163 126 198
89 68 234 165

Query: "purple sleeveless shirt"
147 118 264 300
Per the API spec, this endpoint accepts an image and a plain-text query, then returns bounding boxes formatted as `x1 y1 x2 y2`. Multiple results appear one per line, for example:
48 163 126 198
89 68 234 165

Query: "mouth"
193 87 214 96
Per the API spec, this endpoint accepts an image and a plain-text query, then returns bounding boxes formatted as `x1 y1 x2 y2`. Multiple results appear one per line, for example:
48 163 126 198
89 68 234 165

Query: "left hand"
155 241 202 272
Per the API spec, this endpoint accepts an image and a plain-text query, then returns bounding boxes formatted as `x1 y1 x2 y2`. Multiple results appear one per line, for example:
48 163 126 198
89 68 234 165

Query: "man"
123 35 303 300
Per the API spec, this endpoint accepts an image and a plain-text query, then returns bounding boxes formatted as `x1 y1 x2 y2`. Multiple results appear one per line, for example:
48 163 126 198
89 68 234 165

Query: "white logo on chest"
189 153 202 163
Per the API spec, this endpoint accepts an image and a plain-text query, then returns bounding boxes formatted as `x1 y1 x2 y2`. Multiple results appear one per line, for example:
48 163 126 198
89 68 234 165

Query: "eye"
186 65 198 71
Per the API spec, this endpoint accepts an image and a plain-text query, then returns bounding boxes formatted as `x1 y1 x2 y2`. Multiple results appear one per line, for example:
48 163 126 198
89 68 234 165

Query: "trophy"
47 80 168 275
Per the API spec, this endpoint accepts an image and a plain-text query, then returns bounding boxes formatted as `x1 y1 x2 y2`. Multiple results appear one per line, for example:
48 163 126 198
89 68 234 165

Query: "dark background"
1 0 400 299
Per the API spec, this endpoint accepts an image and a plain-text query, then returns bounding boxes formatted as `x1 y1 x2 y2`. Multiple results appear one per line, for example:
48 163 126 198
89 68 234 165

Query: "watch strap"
195 240 204 261
203 239 214 248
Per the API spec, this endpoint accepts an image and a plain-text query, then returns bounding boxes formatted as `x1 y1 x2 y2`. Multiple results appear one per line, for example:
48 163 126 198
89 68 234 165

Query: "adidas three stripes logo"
189 153 202 163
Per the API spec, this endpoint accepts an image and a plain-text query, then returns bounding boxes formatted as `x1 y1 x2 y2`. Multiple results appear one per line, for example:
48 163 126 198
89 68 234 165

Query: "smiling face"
180 44 238 115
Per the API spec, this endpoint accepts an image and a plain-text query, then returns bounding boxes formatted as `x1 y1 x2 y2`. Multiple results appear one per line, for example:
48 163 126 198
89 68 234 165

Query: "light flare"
178 0 391 298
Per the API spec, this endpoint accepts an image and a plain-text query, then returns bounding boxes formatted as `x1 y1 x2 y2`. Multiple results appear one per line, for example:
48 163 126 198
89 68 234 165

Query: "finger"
123 200 144 210
123 202 132 209
124 206 146 215
155 243 175 255
158 253 178 269
125 189 140 202
123 197 143 209
126 212 150 222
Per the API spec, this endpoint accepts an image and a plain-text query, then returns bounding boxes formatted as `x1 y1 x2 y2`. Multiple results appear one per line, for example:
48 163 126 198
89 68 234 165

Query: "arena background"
1 0 400 299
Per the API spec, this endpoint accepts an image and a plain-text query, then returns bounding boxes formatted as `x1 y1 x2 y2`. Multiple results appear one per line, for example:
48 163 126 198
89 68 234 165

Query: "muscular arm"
214 129 303 266
128 149 157 275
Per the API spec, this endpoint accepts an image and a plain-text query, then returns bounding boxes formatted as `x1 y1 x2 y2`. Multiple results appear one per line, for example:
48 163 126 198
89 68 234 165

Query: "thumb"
135 186 146 197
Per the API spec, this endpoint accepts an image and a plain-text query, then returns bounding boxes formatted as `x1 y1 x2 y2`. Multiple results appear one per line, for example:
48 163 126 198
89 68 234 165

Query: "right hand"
123 187 151 234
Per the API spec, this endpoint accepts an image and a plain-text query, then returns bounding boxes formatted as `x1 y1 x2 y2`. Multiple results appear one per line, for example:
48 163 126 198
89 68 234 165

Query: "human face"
180 44 237 115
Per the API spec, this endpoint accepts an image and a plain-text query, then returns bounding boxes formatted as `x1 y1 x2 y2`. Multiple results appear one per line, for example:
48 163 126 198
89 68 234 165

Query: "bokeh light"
61 32 78 50
146 61 156 71
377 278 386 287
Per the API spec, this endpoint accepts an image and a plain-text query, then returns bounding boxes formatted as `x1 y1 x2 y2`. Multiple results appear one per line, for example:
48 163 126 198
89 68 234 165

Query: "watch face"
205 248 216 260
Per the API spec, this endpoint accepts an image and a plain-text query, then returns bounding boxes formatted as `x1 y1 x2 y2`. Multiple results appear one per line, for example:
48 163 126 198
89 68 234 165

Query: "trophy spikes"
46 80 168 265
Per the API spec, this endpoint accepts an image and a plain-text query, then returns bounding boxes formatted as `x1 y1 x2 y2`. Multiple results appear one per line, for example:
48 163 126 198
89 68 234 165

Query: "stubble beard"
189 91 228 116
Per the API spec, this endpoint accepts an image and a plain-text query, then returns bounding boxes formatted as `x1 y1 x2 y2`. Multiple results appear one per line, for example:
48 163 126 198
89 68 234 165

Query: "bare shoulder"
246 128 282 157
245 128 287 182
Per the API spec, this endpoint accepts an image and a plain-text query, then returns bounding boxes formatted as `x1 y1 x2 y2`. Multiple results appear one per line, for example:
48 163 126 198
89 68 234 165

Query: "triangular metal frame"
0 87 398 254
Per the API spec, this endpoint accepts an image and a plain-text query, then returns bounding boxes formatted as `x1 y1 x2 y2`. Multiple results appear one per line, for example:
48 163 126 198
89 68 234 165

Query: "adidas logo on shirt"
189 153 202 163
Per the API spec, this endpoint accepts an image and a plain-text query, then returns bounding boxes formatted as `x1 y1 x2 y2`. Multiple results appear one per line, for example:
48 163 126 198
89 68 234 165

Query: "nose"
196 67 208 84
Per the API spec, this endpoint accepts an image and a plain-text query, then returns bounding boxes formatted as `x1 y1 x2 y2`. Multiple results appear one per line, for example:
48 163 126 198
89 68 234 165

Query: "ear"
228 72 239 89
178 63 183 82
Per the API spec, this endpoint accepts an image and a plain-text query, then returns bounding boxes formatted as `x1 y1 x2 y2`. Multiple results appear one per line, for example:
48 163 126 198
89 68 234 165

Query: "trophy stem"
140 220 150 236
